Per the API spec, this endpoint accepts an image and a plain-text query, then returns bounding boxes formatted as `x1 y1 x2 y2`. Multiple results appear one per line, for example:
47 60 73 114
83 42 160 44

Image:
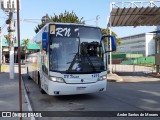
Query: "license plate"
77 87 86 90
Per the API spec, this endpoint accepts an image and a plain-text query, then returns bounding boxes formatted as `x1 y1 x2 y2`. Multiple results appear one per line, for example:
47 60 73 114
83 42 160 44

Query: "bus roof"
44 22 100 29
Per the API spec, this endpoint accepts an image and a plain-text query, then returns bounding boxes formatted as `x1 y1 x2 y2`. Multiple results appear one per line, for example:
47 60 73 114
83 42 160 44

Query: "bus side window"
42 55 48 75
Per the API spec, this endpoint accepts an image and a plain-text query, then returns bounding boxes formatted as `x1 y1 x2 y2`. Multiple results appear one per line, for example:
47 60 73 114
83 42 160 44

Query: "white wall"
145 33 155 56
117 33 155 56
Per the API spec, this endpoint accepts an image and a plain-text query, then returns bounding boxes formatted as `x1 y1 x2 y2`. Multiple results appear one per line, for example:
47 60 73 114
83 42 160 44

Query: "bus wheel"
38 73 46 94
27 67 31 80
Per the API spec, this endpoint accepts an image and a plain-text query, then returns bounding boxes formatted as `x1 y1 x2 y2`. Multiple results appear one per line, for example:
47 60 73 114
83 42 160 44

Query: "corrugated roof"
2 38 9 46
2 38 23 47
27 43 40 50
1 38 40 50
110 1 160 27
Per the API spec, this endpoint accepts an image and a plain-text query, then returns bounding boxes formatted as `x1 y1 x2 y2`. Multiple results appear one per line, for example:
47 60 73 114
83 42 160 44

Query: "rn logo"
56 27 71 37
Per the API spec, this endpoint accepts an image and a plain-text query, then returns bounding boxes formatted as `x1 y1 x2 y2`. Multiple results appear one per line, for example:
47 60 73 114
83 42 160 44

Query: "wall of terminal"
117 33 155 56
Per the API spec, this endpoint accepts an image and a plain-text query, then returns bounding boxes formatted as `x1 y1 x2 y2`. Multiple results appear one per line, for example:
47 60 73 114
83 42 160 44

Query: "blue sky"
0 0 156 40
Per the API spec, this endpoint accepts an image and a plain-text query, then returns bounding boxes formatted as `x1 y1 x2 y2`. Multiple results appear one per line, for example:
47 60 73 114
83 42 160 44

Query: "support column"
9 12 15 79
158 38 160 74
156 65 160 74
155 37 160 74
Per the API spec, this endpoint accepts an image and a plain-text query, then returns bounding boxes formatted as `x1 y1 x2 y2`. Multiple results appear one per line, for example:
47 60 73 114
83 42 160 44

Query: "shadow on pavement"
116 72 148 77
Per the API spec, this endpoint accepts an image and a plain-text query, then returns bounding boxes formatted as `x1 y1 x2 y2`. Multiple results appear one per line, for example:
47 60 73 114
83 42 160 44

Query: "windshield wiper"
67 40 97 72
67 37 81 72
67 53 80 71
82 54 96 72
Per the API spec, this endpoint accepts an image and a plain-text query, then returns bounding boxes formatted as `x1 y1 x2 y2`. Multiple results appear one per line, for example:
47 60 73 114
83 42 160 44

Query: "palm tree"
22 38 30 61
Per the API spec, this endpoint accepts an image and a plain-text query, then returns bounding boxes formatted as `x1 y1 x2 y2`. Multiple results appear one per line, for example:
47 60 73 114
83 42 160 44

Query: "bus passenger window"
42 55 48 75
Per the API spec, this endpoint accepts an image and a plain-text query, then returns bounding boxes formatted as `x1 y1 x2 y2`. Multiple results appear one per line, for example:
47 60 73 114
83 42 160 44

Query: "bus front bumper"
46 80 106 96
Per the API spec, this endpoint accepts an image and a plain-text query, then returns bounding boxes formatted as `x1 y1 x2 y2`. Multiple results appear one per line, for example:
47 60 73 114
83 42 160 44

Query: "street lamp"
41 14 50 25
96 15 100 27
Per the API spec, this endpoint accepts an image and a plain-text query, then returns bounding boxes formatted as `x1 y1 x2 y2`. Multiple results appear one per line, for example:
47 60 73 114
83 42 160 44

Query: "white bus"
26 23 116 95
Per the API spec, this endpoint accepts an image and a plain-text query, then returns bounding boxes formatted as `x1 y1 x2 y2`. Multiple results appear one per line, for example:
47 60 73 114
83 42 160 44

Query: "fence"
111 64 156 74
111 54 156 74
121 56 155 65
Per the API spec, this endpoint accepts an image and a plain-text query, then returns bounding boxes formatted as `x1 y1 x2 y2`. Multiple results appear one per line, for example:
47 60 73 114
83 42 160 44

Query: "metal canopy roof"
110 1 160 27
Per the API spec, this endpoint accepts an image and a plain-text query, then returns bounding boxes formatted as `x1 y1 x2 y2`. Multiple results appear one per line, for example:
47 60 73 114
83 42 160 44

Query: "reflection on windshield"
49 26 105 73
50 38 79 71
67 42 104 73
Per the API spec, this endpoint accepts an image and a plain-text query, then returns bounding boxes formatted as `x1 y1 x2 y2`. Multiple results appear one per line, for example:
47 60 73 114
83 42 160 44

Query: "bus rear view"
28 23 116 95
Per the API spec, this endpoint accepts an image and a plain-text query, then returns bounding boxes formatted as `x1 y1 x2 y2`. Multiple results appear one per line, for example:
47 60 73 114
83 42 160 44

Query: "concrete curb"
22 77 36 120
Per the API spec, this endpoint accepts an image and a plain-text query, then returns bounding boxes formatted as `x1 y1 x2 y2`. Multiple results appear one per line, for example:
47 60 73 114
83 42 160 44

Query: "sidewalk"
0 65 30 120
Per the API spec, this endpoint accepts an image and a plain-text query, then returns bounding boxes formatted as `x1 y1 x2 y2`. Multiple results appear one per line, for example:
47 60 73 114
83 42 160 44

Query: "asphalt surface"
1 65 160 120
22 72 160 120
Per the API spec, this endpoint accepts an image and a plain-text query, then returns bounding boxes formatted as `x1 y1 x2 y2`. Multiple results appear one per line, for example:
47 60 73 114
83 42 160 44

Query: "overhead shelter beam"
110 1 160 27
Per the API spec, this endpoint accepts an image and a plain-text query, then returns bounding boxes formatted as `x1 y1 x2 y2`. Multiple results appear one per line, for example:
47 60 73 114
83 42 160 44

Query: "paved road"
22 73 160 120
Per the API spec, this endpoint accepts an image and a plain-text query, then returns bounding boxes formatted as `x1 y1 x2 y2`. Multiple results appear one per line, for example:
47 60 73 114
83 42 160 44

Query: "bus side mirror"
42 32 48 51
101 35 116 52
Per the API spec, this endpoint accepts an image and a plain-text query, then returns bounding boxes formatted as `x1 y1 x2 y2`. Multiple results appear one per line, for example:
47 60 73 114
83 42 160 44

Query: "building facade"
117 33 155 56
1 38 40 63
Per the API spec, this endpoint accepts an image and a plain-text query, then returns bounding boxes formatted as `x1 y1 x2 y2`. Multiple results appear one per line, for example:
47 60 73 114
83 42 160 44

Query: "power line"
22 19 40 24
85 18 95 22
1 16 41 23
0 23 7 35
1 23 6 29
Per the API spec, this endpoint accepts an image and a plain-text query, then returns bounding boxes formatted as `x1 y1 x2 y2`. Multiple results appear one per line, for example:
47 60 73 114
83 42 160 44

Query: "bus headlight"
50 77 65 83
97 75 107 81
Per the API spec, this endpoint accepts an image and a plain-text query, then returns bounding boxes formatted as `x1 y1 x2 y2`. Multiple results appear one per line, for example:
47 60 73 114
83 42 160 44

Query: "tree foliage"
22 38 30 51
35 11 85 33
22 38 30 60
50 11 85 24
101 28 121 46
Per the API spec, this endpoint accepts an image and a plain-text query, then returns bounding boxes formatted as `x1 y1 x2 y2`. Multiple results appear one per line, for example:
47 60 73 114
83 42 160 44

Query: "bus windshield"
49 26 105 73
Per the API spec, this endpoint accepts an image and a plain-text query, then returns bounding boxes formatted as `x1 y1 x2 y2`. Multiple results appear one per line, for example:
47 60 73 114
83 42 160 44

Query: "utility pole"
0 0 16 79
109 0 113 74
16 0 22 119
8 12 15 79
109 27 112 74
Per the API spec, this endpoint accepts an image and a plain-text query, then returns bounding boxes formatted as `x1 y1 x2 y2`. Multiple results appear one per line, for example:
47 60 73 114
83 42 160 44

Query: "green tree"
35 10 85 33
101 28 121 46
22 38 30 60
